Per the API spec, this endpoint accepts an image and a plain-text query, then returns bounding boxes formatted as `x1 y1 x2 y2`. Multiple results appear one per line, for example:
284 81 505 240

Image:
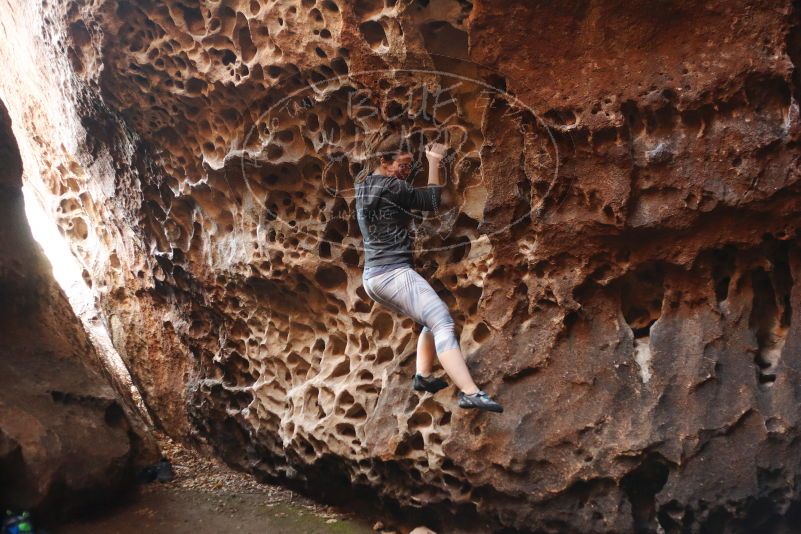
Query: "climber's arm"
391 142 449 211
426 144 445 187
394 180 443 212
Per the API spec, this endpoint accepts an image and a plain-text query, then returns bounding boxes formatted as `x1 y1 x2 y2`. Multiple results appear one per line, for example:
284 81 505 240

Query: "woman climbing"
355 132 503 413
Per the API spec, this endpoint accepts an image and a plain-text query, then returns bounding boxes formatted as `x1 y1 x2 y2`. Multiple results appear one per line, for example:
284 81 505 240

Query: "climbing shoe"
413 373 448 393
457 390 504 413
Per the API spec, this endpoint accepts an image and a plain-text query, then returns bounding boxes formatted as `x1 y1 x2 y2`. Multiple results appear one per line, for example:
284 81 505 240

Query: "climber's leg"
363 267 481 394
364 268 503 411
419 308 479 395
416 327 436 376
362 268 410 317
437 347 479 395
401 269 481 395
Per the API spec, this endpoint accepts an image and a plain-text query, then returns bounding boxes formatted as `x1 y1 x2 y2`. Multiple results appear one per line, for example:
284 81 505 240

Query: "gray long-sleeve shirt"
355 173 442 275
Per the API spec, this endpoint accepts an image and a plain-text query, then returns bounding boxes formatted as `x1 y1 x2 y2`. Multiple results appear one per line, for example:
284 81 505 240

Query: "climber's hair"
374 132 411 163
356 131 412 182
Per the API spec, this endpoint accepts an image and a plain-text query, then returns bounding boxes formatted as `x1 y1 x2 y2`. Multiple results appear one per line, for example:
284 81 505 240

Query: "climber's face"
383 152 414 180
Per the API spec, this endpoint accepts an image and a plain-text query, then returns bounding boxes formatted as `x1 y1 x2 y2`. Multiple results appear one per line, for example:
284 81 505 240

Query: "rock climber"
355 132 503 413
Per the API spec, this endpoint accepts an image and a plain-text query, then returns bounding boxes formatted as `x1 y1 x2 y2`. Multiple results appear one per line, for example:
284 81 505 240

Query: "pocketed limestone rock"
3 0 801 532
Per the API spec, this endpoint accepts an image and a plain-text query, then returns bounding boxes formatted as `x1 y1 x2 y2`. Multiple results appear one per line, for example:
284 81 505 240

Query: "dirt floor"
53 432 428 534
55 487 375 534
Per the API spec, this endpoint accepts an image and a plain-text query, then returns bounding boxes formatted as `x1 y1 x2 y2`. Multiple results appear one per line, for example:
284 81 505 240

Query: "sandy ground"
53 431 404 534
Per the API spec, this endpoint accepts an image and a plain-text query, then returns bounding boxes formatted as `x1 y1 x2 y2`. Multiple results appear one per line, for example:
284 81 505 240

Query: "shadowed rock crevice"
620 453 671 533
0 96 158 523
748 239 793 388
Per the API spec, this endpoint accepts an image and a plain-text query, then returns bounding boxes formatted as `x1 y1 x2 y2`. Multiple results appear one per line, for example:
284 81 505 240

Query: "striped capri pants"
362 266 460 354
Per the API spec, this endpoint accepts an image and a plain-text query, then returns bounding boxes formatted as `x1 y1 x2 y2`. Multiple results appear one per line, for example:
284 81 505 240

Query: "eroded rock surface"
3 0 801 532
0 97 158 521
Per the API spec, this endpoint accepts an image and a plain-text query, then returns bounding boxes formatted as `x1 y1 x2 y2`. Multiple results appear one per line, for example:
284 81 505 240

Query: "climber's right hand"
425 142 448 165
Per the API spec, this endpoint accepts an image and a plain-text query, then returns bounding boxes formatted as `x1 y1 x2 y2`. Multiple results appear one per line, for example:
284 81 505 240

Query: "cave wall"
0 95 158 520
4 0 801 532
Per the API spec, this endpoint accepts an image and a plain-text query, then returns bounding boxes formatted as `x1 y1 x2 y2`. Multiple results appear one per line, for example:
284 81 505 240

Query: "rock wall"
0 96 158 521
4 0 801 532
